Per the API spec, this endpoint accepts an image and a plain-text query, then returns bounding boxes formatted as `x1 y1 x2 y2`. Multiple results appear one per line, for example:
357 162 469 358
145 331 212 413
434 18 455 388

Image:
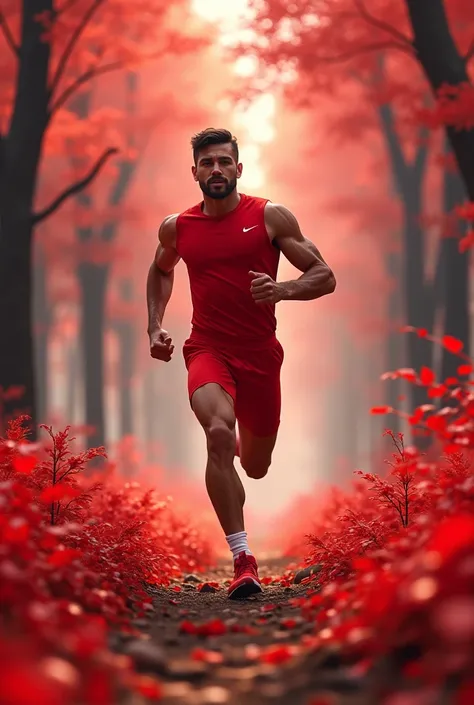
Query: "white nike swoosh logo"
243 225 258 232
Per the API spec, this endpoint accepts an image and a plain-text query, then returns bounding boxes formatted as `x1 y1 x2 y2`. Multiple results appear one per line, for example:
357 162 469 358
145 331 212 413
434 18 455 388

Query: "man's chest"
180 222 270 268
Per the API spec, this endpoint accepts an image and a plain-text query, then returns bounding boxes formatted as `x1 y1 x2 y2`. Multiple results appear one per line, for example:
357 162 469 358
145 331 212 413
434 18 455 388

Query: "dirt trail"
114 556 373 705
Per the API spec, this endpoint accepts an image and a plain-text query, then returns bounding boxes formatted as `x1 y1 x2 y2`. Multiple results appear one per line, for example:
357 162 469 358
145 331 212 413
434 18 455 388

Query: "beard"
200 177 237 200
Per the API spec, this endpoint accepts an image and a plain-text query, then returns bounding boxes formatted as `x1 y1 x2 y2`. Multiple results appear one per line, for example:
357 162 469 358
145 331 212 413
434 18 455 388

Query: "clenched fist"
249 271 283 305
149 328 174 362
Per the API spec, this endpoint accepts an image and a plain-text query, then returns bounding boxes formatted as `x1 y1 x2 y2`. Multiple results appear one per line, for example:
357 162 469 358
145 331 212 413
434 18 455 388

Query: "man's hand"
149 328 174 362
249 271 283 305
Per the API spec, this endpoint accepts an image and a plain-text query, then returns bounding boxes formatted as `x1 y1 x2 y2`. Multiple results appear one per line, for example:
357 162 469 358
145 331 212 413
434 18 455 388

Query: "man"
147 128 335 600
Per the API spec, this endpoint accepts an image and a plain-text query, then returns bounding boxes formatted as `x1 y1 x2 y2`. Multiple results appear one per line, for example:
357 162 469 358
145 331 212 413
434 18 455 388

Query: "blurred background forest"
1 0 473 528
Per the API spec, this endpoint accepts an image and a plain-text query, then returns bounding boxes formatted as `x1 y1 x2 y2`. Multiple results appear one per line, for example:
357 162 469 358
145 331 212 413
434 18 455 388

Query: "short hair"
191 128 239 164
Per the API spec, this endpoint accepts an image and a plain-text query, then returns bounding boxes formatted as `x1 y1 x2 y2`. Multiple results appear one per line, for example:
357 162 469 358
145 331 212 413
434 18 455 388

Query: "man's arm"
250 203 336 305
147 214 180 360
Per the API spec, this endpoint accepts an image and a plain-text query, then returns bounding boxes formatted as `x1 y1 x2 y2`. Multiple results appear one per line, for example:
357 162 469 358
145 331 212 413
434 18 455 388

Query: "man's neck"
202 190 241 217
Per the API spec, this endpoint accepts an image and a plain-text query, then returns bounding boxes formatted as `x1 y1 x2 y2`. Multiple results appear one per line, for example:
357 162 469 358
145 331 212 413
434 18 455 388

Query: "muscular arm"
265 203 336 301
146 214 180 334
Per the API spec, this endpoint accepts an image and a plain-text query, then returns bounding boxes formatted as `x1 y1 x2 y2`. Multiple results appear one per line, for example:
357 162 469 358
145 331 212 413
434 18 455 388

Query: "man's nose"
211 164 223 174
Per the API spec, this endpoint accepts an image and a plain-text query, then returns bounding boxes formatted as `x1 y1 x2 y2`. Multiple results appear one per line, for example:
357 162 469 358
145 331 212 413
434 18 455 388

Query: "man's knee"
241 456 271 480
205 417 236 457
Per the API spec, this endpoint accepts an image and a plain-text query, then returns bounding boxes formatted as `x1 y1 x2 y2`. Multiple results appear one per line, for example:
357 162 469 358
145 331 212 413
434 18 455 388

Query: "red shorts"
182 335 284 437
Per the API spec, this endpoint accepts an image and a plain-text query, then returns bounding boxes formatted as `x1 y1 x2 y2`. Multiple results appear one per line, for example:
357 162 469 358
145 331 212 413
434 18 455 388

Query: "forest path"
115 556 371 705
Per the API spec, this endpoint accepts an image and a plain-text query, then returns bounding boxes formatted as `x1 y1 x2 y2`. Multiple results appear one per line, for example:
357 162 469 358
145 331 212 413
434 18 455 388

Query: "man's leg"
191 383 246 536
183 339 265 598
192 382 263 599
238 424 278 480
234 341 283 479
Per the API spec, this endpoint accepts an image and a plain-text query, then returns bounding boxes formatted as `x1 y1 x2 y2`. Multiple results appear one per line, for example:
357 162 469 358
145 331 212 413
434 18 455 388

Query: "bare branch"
49 0 106 99
318 40 414 63
0 11 19 56
353 0 413 47
48 61 121 117
32 147 118 224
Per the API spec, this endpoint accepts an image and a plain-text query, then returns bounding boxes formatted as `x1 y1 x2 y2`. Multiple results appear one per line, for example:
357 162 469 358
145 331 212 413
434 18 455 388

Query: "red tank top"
176 193 280 346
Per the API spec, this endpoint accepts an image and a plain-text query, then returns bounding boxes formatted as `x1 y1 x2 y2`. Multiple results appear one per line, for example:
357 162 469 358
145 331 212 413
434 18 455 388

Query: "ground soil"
114 556 377 705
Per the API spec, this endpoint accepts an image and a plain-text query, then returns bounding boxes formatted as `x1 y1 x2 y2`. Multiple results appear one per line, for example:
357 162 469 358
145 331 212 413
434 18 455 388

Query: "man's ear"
192 165 198 182
236 162 243 179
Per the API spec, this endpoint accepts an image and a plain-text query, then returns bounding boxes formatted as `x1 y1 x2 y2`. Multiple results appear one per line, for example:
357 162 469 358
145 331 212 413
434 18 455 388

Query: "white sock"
226 531 252 560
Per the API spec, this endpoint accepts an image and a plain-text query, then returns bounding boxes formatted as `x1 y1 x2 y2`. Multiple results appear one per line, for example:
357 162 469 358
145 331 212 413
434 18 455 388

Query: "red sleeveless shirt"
176 193 280 346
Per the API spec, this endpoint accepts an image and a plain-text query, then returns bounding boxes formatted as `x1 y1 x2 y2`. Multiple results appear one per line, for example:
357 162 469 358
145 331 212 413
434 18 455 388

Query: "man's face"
192 143 243 200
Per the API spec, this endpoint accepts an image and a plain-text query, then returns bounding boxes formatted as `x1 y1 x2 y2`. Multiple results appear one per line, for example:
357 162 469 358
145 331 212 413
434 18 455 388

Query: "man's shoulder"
263 201 289 220
160 201 201 227
158 213 179 247
159 213 179 232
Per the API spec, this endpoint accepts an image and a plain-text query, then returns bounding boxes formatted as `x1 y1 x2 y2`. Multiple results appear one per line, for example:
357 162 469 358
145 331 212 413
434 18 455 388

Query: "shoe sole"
228 578 263 600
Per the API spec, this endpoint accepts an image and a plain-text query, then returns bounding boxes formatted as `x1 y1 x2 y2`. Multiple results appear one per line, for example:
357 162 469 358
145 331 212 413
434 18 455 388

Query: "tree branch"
0 11 19 56
48 62 121 117
49 0 106 99
353 0 413 47
319 40 413 63
32 147 118 224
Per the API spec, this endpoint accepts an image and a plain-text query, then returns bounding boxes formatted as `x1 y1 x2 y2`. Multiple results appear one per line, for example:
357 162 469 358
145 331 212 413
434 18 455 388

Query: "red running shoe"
228 551 263 599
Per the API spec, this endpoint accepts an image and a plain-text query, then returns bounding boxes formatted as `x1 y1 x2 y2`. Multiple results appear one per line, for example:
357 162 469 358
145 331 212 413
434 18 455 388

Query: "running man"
147 128 336 599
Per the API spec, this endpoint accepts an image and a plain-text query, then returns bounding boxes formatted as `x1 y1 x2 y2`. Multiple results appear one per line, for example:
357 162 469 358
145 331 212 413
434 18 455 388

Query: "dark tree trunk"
0 0 52 436
73 74 139 451
378 102 442 436
33 241 52 421
114 279 136 438
143 367 158 463
405 0 474 200
0 2 116 437
77 262 109 449
116 322 135 438
441 165 470 382
402 178 435 411
66 339 79 425
335 328 358 473
386 251 401 434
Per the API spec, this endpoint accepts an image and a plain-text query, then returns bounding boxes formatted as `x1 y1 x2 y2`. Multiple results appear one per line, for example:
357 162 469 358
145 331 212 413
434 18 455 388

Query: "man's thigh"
183 338 236 418
233 341 283 438
233 341 283 478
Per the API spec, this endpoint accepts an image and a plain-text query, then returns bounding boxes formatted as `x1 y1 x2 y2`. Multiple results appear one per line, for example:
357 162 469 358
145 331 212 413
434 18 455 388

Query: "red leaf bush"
283 334 474 698
0 417 216 703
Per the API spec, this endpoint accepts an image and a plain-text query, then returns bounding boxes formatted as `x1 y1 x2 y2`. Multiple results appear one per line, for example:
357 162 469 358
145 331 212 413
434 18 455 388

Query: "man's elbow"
324 269 336 295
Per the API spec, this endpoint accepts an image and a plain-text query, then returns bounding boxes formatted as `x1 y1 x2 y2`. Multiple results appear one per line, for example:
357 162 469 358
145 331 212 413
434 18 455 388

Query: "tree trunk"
441 166 470 382
72 76 139 451
143 367 158 462
66 338 80 426
405 0 474 200
77 262 109 449
402 180 435 409
115 320 135 438
378 102 437 433
0 0 52 436
386 251 401 434
335 328 358 473
33 241 52 421
0 224 36 432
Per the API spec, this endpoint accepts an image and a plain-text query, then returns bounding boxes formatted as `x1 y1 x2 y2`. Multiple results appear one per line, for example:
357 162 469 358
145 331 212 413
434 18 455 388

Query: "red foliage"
280 334 474 697
0 418 216 702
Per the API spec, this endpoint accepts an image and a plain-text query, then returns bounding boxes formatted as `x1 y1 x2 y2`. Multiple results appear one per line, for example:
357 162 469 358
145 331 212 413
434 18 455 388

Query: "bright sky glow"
191 0 275 190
